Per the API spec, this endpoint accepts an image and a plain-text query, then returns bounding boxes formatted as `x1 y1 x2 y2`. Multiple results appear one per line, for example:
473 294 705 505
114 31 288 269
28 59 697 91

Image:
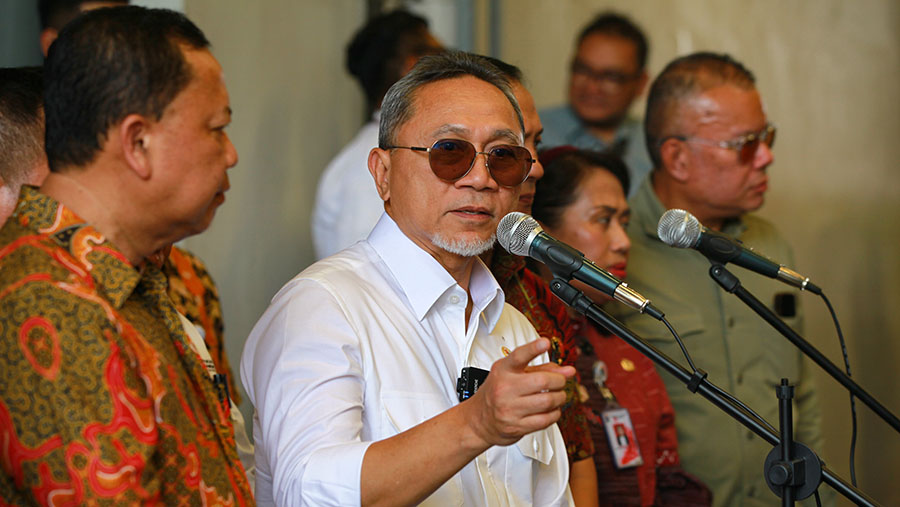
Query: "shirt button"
533 439 540 454
748 485 756 497
737 374 744 385
746 431 754 441
727 316 736 327
449 295 460 304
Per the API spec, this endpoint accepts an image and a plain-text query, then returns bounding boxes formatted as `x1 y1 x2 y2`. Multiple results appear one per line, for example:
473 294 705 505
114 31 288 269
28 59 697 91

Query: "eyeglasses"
383 138 534 187
571 61 642 87
673 123 777 163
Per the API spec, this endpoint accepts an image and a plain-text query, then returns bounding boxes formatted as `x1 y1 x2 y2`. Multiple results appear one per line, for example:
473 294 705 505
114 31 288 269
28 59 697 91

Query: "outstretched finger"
524 362 576 378
498 338 551 373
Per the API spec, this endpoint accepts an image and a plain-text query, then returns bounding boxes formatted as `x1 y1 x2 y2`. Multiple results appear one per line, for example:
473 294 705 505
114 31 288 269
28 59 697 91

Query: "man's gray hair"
378 50 524 149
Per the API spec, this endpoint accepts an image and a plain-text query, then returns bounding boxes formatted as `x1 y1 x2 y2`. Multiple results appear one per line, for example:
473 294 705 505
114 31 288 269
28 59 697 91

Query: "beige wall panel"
179 0 366 419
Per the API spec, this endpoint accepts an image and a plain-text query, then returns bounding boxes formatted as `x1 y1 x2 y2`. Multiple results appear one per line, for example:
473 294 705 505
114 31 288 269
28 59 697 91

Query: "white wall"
180 1 899 504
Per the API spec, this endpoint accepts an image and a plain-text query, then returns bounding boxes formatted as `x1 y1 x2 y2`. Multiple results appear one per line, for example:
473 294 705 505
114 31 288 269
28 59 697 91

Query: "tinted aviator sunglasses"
383 138 534 187
671 123 776 163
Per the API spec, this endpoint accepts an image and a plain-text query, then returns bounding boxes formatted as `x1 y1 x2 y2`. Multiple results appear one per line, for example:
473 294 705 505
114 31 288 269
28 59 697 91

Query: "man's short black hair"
44 6 209 171
577 11 648 70
38 0 129 31
346 9 436 111
0 67 44 185
478 55 524 84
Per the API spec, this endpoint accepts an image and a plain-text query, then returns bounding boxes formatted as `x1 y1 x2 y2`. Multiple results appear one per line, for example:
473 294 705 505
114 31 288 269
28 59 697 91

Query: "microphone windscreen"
657 209 702 248
497 212 539 256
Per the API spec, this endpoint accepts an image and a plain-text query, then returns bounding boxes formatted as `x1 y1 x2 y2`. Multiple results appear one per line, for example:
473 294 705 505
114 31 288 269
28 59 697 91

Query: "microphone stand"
707 263 900 434
547 277 878 506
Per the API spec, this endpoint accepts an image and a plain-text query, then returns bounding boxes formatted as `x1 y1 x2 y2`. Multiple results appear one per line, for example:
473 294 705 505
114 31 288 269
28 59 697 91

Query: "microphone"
497 212 663 320
657 209 821 294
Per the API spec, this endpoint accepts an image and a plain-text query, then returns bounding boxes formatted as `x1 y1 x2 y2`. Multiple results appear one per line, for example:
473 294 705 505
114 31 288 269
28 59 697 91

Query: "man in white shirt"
243 51 575 506
311 9 442 259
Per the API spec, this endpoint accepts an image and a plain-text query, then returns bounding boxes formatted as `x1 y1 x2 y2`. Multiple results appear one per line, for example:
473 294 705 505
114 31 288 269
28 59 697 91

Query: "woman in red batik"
532 147 710 507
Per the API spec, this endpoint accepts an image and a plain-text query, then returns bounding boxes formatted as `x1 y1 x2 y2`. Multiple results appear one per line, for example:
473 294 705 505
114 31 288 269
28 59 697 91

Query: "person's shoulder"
0 228 85 293
741 212 780 233
538 104 576 125
0 235 112 351
740 213 790 244
739 213 794 256
166 245 215 281
277 242 384 301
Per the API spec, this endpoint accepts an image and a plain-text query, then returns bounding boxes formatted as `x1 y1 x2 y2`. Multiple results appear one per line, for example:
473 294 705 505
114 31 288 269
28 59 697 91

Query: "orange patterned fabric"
164 246 240 405
0 187 254 505
490 249 595 463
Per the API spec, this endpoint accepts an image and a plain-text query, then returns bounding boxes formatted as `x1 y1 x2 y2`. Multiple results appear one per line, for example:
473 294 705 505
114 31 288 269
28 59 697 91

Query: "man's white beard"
431 232 496 257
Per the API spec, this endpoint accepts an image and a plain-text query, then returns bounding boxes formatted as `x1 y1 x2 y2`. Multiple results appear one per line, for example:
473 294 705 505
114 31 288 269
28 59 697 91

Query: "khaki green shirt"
609 177 830 506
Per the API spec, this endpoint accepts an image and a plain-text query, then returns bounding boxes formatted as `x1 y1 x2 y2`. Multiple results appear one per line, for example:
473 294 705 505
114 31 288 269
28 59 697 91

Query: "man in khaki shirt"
612 52 832 506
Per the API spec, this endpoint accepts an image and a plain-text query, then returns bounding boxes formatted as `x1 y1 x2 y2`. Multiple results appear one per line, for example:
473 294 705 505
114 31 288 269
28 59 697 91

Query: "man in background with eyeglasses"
242 51 574 505
610 52 832 506
541 11 652 196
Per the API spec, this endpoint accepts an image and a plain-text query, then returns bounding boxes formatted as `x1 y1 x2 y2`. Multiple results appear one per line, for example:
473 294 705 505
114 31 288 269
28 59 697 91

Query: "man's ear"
635 70 650 97
39 29 58 57
659 137 691 183
368 147 392 202
118 114 153 180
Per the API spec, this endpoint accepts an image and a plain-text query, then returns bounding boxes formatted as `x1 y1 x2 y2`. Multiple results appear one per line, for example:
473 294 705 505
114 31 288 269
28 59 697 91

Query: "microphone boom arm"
548 276 879 506
708 263 900 433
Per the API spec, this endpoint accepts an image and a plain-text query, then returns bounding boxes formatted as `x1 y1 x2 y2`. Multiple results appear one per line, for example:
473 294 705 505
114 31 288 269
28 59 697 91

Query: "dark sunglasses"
383 138 534 187
672 123 776 163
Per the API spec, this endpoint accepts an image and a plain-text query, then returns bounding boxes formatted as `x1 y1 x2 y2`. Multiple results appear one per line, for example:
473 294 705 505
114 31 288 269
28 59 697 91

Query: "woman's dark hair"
532 146 630 229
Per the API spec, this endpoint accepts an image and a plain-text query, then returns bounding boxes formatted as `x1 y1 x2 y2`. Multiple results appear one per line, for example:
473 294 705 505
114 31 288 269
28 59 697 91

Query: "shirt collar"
13 186 142 309
367 213 505 330
633 176 747 241
564 105 639 146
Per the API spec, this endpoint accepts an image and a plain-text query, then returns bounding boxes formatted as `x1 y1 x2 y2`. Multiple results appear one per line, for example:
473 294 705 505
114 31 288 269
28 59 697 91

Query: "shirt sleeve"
241 278 373 506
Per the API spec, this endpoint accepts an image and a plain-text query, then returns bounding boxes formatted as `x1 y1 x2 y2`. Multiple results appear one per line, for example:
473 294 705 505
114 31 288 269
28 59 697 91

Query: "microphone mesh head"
657 209 702 248
497 212 540 256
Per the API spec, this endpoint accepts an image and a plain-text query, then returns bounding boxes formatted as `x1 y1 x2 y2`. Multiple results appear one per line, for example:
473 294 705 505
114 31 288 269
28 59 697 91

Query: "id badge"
602 407 643 469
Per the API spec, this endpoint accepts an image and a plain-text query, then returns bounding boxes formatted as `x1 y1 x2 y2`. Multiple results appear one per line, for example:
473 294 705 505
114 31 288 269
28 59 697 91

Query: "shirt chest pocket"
515 429 555 465
381 390 449 433
380 391 465 506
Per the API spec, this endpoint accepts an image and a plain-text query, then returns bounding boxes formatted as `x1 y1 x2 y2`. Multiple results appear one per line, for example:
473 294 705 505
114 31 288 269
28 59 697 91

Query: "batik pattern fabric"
164 246 240 405
573 317 710 506
490 249 595 462
0 186 253 505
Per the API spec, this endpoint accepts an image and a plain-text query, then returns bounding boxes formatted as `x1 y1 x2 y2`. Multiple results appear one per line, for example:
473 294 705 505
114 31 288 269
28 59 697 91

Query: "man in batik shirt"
0 7 252 504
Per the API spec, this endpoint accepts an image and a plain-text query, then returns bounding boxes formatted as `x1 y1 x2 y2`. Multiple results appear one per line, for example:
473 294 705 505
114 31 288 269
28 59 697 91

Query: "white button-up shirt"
311 114 384 260
242 213 571 506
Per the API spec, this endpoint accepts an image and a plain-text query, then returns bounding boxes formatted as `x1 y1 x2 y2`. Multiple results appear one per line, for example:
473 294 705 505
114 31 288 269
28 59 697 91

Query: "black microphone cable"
658 208 859 484
658 314 777 436
819 291 857 486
